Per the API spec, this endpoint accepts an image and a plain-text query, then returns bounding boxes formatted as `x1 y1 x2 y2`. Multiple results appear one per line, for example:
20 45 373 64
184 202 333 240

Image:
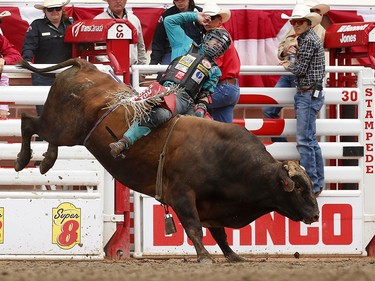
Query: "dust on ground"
0 256 374 281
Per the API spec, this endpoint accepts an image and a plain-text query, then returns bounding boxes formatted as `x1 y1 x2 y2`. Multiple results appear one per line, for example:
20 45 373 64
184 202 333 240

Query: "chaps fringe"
105 84 183 127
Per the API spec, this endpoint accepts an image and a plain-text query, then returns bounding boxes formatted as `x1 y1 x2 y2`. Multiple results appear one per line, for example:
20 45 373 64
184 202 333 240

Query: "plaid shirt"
288 28 325 88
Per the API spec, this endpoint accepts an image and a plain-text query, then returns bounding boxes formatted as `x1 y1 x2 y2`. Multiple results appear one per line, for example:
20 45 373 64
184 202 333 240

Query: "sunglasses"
46 7 62 12
310 8 321 14
290 19 307 26
210 15 218 20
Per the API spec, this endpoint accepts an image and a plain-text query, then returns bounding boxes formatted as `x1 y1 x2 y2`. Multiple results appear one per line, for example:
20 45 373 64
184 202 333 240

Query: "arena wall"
1 60 374 259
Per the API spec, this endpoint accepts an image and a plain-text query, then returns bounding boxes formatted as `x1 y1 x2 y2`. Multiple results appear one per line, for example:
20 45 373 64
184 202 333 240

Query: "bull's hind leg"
40 144 58 174
15 113 39 172
171 196 214 263
208 227 247 263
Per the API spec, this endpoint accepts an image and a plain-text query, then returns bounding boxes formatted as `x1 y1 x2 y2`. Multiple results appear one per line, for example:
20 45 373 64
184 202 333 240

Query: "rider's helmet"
202 28 231 59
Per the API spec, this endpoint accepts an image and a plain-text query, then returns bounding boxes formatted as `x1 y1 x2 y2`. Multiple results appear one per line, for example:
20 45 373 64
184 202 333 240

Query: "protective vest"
159 45 215 99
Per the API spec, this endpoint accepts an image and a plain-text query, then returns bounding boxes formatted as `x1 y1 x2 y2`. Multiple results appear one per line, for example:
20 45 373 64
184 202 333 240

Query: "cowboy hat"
303 0 330 15
203 1 231 24
34 0 70 10
281 4 322 27
0 10 11 19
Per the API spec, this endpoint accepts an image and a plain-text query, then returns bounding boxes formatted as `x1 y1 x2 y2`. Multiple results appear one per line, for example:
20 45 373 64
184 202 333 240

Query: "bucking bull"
15 59 319 263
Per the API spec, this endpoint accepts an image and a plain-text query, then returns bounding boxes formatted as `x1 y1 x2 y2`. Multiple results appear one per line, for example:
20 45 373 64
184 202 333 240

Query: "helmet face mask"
202 28 231 59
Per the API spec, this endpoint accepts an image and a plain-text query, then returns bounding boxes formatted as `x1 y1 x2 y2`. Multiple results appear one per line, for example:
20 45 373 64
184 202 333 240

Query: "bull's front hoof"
198 253 216 264
226 253 248 263
199 258 215 264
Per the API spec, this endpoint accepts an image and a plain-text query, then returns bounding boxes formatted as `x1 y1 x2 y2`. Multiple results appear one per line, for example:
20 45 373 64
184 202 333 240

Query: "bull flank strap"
155 115 182 203
83 104 120 146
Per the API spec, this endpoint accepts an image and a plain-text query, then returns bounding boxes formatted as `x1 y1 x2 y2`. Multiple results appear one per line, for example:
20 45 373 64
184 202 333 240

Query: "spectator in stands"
150 0 205 66
262 0 330 142
22 0 73 118
280 4 325 197
202 1 240 123
95 0 147 72
0 11 22 119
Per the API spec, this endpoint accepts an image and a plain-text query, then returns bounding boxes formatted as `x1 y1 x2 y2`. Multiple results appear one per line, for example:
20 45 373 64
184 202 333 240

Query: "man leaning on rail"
280 4 326 197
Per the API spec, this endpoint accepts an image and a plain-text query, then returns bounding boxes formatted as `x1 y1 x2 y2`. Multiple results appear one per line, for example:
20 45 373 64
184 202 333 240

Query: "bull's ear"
281 163 295 192
281 177 295 192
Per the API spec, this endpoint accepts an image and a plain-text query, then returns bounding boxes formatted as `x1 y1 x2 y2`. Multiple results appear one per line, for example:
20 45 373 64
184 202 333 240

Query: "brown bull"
15 59 319 263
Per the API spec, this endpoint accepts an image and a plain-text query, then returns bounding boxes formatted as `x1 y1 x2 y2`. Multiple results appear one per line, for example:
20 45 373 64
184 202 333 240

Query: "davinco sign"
152 203 354 247
52 203 81 250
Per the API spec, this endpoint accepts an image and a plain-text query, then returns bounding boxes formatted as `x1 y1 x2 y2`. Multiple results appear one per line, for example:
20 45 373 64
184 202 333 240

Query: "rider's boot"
109 122 151 158
109 137 130 158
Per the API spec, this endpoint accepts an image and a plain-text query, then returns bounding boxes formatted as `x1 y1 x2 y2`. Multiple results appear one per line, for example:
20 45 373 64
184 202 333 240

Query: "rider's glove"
194 103 207 118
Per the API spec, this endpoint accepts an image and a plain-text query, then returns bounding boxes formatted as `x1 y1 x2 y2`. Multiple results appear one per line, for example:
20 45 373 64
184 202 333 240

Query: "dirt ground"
0 256 374 281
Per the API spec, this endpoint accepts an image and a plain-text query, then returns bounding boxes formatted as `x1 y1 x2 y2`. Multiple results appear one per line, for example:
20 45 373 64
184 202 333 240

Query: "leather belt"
218 78 238 85
298 85 313 91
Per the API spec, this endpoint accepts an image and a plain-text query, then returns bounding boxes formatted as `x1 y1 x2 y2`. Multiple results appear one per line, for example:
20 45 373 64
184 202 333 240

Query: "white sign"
0 198 104 256
107 23 132 40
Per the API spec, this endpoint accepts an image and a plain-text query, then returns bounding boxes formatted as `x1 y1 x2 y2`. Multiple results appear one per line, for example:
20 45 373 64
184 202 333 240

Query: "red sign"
325 22 375 48
153 203 353 247
65 19 137 43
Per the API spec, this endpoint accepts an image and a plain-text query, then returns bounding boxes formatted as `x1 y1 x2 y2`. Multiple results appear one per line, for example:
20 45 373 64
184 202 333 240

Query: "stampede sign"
52 203 81 250
0 207 3 244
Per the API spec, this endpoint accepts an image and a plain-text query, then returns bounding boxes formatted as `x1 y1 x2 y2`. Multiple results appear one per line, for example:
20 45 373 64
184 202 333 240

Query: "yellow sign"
0 208 3 244
197 64 209 77
52 202 81 250
178 54 196 67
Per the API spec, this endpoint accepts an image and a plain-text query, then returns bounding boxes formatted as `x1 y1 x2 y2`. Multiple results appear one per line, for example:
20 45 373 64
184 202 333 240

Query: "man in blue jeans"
280 5 325 196
201 1 240 123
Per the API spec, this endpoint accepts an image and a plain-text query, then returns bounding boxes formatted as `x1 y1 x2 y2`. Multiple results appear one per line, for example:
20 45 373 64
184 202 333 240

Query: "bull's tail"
18 58 85 73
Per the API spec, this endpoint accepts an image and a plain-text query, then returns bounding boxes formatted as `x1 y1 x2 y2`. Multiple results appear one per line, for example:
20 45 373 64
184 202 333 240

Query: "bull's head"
278 160 319 224
280 160 312 192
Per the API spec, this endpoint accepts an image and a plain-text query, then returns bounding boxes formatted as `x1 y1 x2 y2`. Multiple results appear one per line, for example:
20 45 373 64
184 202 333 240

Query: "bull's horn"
284 161 312 192
286 161 301 178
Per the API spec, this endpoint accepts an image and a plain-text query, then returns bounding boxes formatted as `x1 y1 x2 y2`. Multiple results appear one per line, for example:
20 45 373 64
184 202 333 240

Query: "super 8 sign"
52 202 81 250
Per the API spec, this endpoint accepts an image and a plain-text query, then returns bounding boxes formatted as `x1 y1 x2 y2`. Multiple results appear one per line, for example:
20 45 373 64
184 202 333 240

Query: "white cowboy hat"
303 0 330 15
34 0 70 10
0 10 11 19
281 4 322 27
203 1 231 24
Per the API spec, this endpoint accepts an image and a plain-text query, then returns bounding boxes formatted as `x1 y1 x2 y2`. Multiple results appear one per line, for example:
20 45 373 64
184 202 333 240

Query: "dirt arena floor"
0 256 374 281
